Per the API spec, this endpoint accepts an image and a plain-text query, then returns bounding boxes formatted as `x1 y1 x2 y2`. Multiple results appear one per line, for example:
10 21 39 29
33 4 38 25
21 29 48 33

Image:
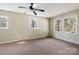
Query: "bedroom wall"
50 9 79 44
0 10 49 44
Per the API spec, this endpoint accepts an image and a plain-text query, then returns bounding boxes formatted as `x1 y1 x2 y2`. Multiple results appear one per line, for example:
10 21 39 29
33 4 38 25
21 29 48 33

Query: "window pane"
64 17 76 33
31 20 37 28
0 22 7 27
55 19 61 31
0 18 7 22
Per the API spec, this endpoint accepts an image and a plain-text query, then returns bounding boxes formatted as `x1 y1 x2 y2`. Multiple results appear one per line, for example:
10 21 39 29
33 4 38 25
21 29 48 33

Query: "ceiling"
0 3 79 17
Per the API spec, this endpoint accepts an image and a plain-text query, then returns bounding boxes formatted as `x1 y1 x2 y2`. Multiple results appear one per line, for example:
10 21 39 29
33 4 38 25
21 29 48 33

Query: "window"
0 16 8 29
55 19 62 31
29 19 38 29
55 15 77 33
63 16 77 33
31 20 37 28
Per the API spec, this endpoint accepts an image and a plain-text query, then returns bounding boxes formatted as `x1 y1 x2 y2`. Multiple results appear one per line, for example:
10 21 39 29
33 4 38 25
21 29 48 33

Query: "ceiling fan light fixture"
33 3 37 8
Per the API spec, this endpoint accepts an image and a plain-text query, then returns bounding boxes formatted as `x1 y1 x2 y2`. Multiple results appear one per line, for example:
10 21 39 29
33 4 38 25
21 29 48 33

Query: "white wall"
0 10 49 44
50 9 79 44
54 32 79 44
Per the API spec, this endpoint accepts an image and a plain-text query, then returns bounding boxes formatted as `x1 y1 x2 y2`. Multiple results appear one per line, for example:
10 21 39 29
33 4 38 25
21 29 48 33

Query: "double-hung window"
0 16 8 29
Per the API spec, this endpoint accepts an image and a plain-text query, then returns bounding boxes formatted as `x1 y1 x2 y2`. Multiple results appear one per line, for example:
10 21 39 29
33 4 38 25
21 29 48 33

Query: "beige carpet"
0 38 79 55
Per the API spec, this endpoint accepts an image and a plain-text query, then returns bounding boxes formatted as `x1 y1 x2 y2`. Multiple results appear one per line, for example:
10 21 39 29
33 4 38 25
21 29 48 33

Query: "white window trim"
54 15 78 34
29 19 38 30
62 15 77 34
54 18 62 32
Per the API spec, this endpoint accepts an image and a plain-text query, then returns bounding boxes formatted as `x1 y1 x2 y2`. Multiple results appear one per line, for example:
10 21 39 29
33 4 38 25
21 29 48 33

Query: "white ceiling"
0 3 79 17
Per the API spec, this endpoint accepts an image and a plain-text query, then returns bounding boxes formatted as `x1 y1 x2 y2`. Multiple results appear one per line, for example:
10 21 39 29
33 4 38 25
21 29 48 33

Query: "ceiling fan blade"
33 10 37 15
19 6 27 9
19 6 30 10
34 8 45 12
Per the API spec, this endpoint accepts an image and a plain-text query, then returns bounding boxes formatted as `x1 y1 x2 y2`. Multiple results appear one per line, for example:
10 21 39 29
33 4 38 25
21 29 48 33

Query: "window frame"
54 18 62 32
54 15 77 34
0 16 8 29
62 15 77 34
29 19 38 30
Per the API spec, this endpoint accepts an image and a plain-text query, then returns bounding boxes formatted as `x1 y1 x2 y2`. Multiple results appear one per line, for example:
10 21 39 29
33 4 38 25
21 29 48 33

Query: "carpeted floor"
0 38 79 55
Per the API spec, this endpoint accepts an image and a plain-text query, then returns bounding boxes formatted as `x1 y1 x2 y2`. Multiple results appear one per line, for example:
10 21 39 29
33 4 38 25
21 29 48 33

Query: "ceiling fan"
18 3 45 15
